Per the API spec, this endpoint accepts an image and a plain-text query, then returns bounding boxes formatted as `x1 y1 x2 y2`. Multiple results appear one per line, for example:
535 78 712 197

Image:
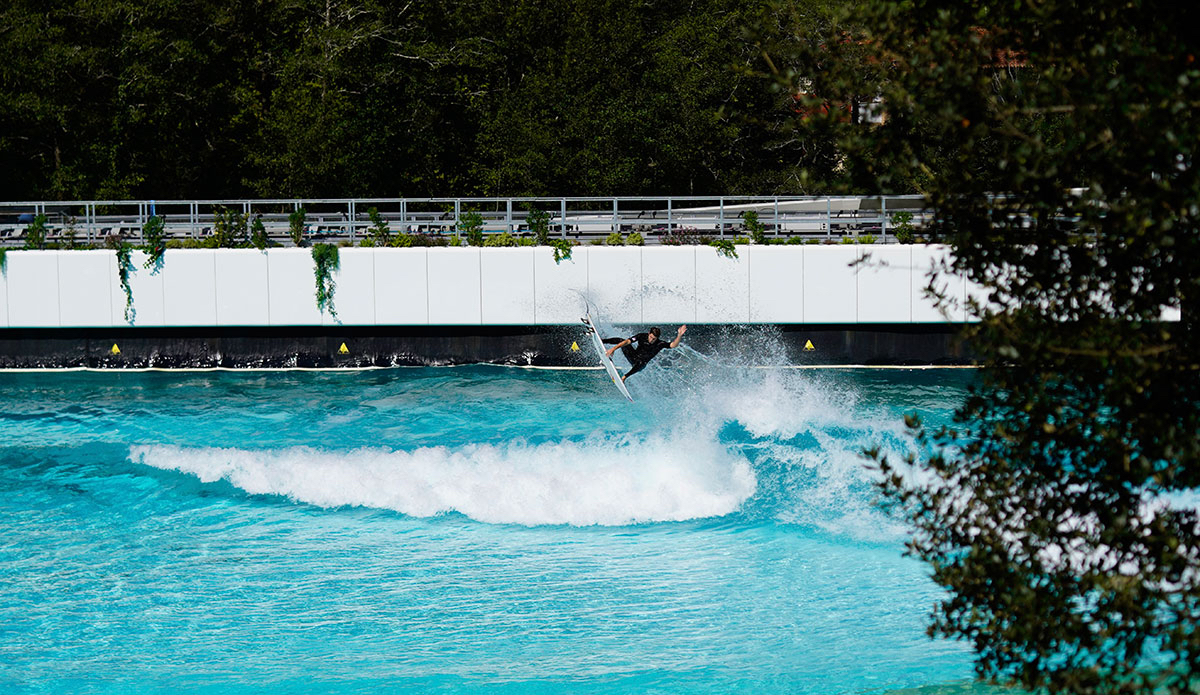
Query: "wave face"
0 337 981 695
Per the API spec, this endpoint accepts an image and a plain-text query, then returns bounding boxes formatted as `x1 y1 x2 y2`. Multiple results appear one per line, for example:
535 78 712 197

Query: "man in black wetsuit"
601 325 687 382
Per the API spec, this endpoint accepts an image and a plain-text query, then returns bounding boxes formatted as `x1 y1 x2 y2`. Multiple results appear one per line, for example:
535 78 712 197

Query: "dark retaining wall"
0 325 972 369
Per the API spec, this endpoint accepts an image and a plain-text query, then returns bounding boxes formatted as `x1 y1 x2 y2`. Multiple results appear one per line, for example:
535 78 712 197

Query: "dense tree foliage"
754 0 1200 693
0 0 846 199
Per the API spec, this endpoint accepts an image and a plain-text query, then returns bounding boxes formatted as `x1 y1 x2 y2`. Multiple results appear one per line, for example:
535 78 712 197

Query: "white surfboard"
583 313 633 402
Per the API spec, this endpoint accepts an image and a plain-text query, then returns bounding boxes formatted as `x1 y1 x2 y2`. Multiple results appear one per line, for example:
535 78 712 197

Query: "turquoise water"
0 352 983 693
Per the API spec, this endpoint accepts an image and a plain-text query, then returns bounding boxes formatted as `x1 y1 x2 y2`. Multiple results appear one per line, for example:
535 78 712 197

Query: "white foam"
129 435 757 527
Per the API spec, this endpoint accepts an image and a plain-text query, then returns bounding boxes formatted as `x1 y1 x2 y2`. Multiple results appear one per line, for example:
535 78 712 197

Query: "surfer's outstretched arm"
669 325 687 349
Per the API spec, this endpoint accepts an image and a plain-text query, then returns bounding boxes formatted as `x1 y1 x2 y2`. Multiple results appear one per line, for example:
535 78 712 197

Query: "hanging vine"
142 215 166 271
312 243 339 318
114 240 135 321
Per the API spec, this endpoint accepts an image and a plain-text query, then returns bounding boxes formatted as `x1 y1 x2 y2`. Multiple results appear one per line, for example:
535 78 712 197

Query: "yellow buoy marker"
338 342 349 355
804 340 815 351
110 343 121 355
570 341 580 352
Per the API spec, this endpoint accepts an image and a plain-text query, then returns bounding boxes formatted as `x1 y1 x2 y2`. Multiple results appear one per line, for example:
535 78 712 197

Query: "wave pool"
0 352 991 693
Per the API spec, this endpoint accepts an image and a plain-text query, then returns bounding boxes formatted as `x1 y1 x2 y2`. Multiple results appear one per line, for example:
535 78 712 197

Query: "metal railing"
0 195 929 246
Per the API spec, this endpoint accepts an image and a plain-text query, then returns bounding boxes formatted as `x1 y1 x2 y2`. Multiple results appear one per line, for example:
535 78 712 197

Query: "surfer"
601 326 687 382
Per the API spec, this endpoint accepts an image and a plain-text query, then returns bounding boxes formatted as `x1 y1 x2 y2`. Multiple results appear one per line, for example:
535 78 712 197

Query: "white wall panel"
325 249 375 326
1 245 982 330
912 245 964 323
588 248 641 323
481 248 535 325
7 251 60 327
375 249 429 325
267 249 325 326
428 248 482 324
214 250 269 326
803 246 858 323
534 247 588 324
59 251 113 327
111 251 166 326
641 246 695 323
162 250 217 326
748 246 804 323
696 246 750 323
857 246 912 323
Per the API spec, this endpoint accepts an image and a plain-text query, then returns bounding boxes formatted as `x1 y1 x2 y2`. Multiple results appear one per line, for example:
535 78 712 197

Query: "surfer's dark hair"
649 327 661 338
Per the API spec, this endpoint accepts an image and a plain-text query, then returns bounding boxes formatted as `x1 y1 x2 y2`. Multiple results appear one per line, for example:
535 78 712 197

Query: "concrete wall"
0 246 972 328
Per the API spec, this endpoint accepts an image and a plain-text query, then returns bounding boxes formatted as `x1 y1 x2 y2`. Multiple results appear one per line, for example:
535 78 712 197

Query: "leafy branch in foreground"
756 0 1200 693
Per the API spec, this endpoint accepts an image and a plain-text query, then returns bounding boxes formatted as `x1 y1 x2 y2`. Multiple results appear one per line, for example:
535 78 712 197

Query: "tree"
757 1 1200 692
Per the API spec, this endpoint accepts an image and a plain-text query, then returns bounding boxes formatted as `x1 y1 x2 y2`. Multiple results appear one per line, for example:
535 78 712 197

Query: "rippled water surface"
0 353 989 693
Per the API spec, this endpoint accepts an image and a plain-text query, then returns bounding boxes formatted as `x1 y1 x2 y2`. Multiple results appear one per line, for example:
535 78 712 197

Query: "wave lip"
129 437 757 527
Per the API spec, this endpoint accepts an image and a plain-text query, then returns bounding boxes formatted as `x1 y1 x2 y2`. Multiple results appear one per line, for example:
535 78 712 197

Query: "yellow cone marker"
570 341 580 352
338 342 349 354
804 340 815 351
110 343 121 355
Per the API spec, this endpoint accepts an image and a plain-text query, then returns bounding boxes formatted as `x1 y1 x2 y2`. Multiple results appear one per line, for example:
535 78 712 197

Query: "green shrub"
710 239 739 259
288 208 306 247
212 207 246 248
626 232 645 246
312 243 339 318
605 231 624 246
786 236 806 245
483 231 519 247
367 207 391 247
840 236 857 244
734 236 750 245
23 214 47 250
250 214 269 250
459 211 484 246
891 211 916 244
859 234 878 244
527 207 552 245
743 210 767 244
62 217 79 250
805 238 822 244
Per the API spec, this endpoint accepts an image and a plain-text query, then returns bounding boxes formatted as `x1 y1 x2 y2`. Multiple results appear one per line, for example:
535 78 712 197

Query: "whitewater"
0 339 990 694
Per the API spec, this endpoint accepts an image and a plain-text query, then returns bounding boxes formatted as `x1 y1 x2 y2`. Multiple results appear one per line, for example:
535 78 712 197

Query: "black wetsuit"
602 332 672 379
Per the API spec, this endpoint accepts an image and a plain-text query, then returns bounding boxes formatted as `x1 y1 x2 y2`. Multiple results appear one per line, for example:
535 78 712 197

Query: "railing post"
560 198 566 238
612 198 618 234
826 197 832 241
348 200 356 241
454 199 461 236
881 196 888 241
719 197 725 238
400 199 408 232
506 198 513 233
667 197 673 234
774 197 779 237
